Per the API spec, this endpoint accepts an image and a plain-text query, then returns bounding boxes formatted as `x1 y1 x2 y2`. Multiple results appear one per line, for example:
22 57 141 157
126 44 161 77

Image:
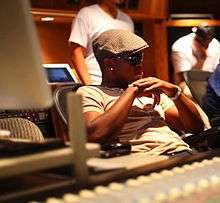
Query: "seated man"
77 29 205 155
202 64 220 127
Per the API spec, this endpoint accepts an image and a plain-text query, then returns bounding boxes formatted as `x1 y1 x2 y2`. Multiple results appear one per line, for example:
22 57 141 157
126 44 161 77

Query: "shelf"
31 8 163 24
32 8 76 23
166 19 220 27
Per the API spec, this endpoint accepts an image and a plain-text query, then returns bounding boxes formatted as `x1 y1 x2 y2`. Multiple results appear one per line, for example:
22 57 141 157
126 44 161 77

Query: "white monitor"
43 63 78 84
0 0 95 186
0 0 52 110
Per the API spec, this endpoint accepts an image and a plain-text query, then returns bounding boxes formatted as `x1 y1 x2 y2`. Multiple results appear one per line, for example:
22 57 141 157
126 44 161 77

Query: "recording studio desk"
1 147 220 203
0 143 99 203
0 144 220 203
0 143 99 178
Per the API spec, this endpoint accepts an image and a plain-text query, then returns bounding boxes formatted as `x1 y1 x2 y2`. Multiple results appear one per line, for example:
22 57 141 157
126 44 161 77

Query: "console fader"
44 156 220 203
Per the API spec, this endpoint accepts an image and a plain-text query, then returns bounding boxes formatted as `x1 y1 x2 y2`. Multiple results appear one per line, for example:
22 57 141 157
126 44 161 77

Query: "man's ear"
103 58 116 72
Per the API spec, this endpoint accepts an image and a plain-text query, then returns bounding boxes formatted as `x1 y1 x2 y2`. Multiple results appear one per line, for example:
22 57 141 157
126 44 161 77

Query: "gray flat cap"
93 29 149 61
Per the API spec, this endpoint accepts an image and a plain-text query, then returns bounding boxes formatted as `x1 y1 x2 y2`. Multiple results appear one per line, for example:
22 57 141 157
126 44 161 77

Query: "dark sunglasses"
116 51 144 66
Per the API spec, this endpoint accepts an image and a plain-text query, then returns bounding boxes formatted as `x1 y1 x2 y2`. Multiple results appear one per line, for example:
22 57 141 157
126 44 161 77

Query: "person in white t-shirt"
171 26 220 97
69 0 134 85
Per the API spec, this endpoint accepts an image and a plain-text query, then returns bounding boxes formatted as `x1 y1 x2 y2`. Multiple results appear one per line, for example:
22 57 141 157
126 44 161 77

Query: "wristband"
170 86 182 101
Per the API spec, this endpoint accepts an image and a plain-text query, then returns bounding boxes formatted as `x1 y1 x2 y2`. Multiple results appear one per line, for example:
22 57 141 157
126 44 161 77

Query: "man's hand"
131 77 181 100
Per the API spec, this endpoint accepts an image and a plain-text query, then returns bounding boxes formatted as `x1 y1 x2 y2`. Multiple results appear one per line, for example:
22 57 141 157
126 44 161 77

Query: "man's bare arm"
165 93 204 133
84 86 138 143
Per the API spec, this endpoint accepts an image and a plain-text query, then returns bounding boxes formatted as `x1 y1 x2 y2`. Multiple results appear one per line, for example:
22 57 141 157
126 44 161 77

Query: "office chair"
183 70 212 107
0 117 44 141
53 84 82 125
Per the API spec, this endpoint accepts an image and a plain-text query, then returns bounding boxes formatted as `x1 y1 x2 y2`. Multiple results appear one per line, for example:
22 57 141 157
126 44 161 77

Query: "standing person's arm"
70 42 92 85
171 51 188 85
171 50 193 97
69 7 92 85
171 35 192 86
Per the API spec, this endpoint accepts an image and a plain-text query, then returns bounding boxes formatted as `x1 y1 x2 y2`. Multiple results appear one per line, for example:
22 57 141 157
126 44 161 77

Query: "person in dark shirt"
202 64 220 126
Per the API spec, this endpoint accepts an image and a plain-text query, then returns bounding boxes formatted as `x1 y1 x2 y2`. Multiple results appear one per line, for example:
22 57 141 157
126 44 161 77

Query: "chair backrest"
53 84 82 125
183 70 212 106
0 117 44 141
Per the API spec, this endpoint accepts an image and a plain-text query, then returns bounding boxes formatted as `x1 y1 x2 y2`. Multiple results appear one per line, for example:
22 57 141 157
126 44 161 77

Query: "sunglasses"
116 51 144 66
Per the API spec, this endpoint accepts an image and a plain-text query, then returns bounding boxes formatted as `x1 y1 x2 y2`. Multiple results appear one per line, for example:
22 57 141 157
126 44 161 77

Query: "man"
77 29 205 155
69 0 134 85
171 26 220 97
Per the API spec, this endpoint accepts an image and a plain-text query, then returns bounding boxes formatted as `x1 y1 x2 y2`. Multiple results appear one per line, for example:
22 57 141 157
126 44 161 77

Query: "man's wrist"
169 86 182 101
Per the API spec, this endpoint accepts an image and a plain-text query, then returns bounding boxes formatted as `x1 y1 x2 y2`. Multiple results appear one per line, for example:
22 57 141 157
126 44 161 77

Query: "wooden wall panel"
141 20 169 81
153 21 169 81
138 0 168 19
35 21 74 67
142 20 156 77
169 0 220 19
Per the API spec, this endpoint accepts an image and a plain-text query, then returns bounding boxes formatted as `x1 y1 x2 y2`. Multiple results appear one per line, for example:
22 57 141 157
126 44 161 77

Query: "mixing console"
44 156 220 203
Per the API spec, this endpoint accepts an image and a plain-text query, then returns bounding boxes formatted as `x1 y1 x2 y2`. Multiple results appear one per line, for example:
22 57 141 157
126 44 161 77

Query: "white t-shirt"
171 33 220 74
69 4 134 85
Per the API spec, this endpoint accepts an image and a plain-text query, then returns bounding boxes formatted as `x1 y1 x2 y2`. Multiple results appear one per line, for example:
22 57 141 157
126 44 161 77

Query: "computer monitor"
0 0 92 185
43 63 78 84
0 0 52 110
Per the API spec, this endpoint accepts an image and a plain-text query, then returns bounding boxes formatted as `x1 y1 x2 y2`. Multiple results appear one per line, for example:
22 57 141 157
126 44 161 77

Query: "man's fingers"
132 77 158 86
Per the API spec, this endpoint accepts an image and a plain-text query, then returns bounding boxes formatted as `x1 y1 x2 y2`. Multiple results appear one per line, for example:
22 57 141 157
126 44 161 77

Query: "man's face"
110 51 144 85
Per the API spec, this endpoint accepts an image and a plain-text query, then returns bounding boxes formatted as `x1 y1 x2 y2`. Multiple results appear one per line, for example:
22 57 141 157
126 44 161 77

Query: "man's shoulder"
172 33 194 51
210 38 220 47
77 85 107 95
174 33 194 42
117 9 133 21
77 4 99 15
77 85 123 97
77 85 100 92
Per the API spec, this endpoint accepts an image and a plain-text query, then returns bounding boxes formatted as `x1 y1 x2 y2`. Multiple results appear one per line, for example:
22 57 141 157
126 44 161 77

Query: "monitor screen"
43 64 77 84
46 68 74 83
0 0 52 110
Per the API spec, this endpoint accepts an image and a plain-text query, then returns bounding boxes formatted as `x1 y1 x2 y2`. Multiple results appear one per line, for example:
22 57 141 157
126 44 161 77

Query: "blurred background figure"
69 0 134 85
171 25 220 97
